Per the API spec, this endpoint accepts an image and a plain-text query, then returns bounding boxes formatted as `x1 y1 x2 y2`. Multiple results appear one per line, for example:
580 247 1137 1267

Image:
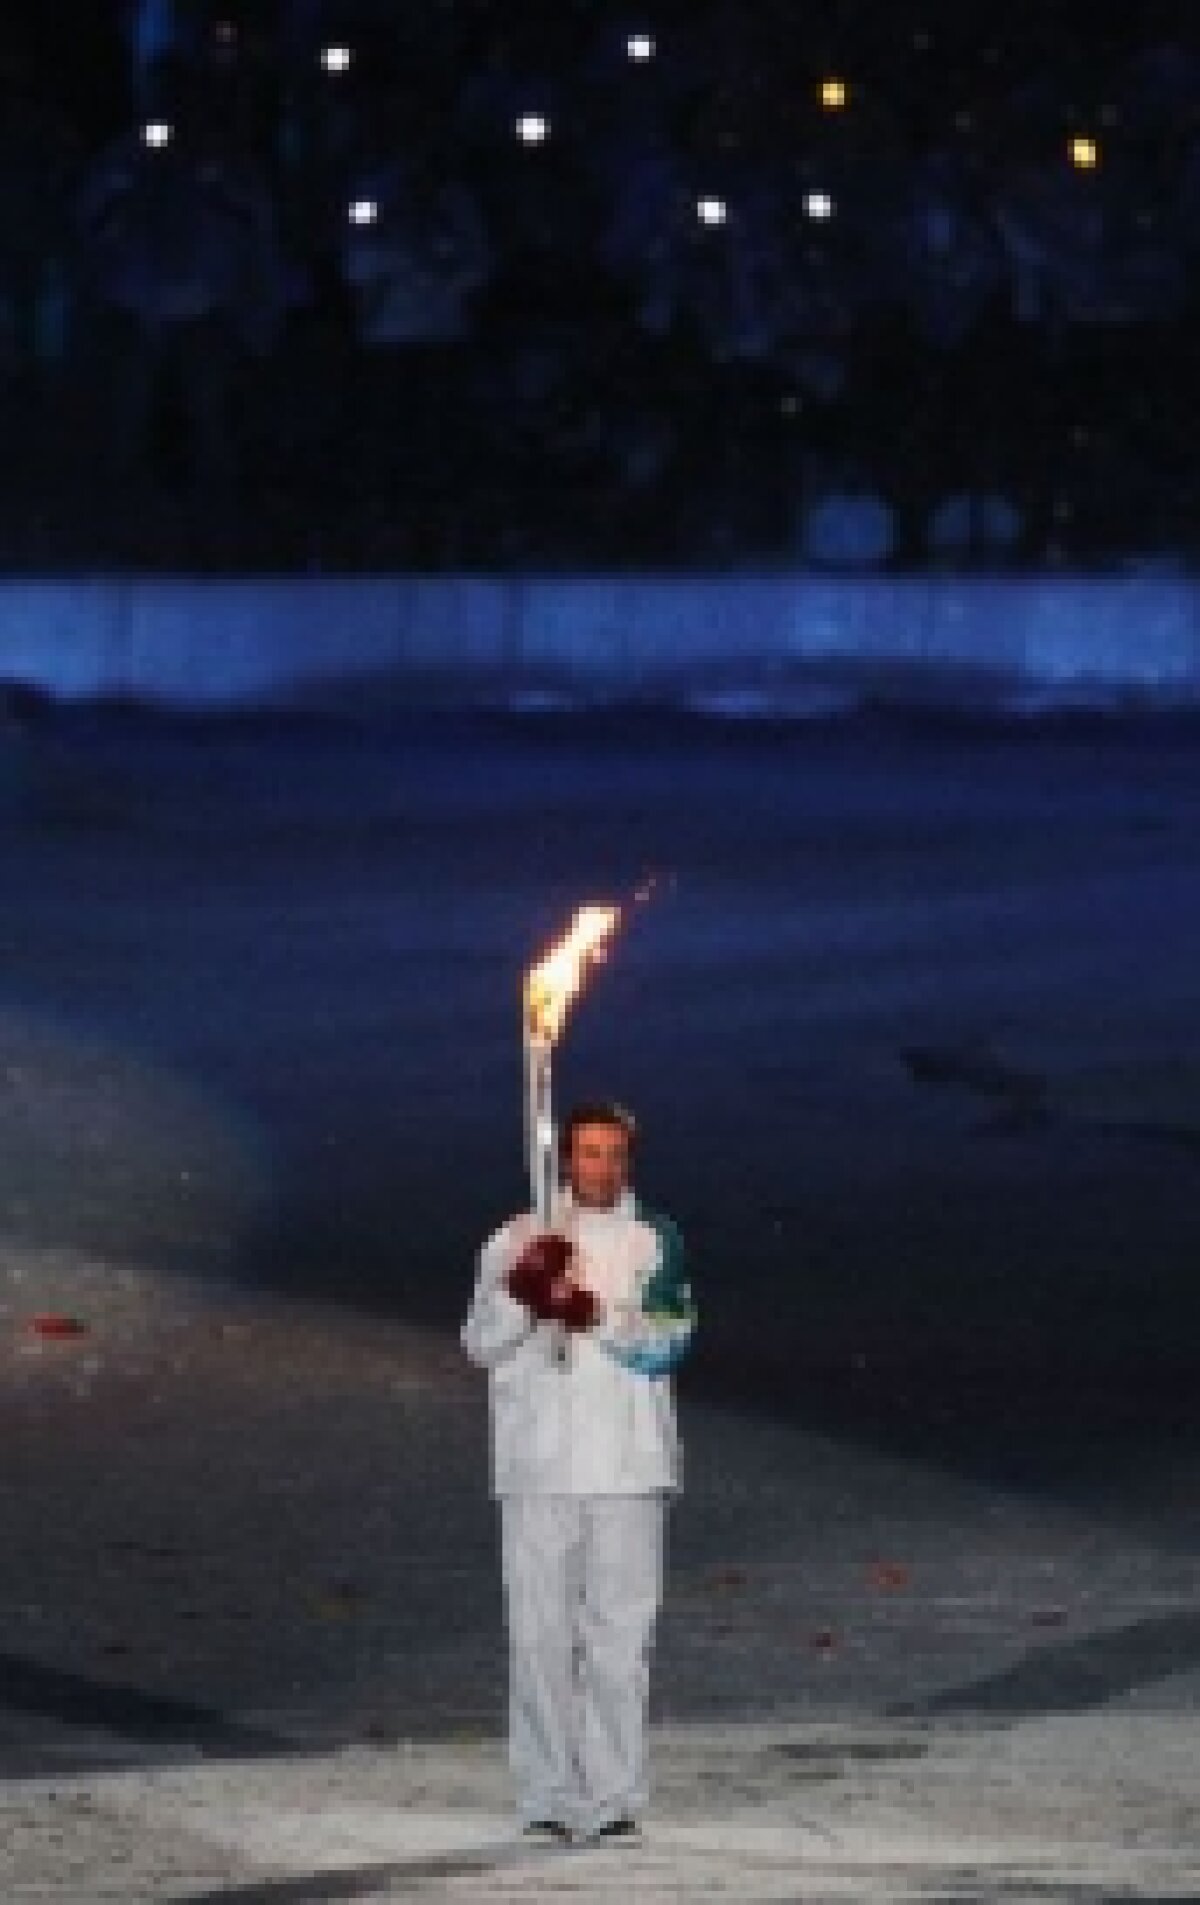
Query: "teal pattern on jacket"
599 1197 695 1378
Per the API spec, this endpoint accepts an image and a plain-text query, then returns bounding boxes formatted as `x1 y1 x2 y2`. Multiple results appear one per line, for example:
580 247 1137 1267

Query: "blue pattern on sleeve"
598 1200 696 1378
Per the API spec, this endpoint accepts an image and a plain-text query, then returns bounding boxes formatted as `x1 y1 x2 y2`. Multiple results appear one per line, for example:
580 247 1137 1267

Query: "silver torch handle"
524 1029 569 1369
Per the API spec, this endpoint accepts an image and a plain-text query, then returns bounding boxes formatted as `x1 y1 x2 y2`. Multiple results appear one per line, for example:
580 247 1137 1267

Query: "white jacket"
461 1187 686 1497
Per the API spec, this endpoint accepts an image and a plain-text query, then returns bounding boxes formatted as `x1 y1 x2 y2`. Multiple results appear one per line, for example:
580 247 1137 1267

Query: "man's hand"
505 1233 602 1330
506 1232 571 1313
551 1281 602 1332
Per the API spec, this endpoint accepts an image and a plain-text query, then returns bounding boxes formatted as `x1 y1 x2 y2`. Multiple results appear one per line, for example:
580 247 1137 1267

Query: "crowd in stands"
1 0 1199 571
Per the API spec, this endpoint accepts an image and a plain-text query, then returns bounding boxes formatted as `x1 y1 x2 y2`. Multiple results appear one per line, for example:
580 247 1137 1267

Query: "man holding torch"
461 901 696 1849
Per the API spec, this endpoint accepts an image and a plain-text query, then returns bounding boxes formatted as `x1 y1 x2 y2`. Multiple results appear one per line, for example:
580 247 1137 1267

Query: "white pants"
499 1492 667 1834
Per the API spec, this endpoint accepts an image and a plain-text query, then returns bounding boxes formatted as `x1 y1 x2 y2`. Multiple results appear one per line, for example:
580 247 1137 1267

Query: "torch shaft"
524 1032 557 1225
523 1026 568 1367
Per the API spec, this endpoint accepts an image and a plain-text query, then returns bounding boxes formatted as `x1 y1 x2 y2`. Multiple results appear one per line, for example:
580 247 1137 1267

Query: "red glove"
552 1282 601 1331
506 1231 572 1311
506 1231 600 1331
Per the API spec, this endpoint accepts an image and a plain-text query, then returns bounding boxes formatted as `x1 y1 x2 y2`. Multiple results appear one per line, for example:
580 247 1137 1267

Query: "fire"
525 904 621 1045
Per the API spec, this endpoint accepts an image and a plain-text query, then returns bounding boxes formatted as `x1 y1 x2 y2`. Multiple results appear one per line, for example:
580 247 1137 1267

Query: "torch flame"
525 904 621 1045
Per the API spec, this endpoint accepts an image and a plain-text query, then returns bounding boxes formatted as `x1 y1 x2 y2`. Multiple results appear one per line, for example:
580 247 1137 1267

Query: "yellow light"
525 905 622 1045
1070 135 1099 170
820 77 848 110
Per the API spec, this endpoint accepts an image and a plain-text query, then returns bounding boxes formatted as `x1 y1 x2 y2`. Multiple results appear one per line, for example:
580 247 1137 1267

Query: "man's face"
566 1121 630 1209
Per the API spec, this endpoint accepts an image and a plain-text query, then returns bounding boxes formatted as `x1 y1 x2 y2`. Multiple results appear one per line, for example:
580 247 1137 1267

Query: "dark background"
3 1 1200 571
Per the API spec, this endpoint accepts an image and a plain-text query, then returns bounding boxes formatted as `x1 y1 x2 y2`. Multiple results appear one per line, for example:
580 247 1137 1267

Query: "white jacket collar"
558 1185 636 1218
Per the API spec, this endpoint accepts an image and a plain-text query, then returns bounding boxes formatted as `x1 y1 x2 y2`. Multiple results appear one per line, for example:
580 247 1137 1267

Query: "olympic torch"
522 904 622 1365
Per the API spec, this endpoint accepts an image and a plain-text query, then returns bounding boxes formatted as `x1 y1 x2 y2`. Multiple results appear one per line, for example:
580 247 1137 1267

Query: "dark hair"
561 1100 637 1163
